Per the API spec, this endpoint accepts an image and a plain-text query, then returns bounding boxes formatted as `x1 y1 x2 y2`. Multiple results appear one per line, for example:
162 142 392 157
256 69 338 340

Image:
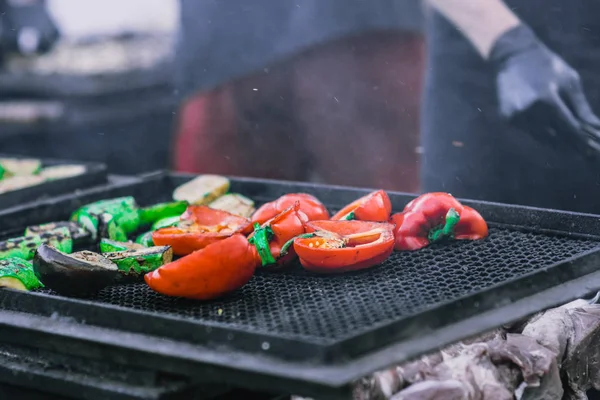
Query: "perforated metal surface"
38 226 600 343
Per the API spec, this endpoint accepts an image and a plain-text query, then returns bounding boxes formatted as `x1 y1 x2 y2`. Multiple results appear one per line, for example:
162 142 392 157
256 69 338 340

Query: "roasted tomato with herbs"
390 192 488 251
251 193 329 225
144 234 256 300
294 220 395 273
152 206 252 255
331 190 392 222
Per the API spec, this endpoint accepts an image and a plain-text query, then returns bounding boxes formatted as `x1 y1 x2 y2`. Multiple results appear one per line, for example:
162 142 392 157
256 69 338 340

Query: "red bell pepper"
152 206 252 255
248 202 308 268
390 192 489 251
294 220 395 273
251 193 329 225
331 190 392 222
144 234 256 300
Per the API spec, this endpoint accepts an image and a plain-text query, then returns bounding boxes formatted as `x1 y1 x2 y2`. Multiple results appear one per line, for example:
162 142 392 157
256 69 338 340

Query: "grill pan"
0 154 107 210
0 171 599 398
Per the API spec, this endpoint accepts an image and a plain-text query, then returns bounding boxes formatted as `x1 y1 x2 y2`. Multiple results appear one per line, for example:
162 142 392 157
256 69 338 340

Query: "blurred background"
0 0 424 191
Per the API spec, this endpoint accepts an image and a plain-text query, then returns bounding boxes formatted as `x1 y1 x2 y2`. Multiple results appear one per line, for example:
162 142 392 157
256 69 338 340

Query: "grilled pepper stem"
248 223 276 266
428 208 461 243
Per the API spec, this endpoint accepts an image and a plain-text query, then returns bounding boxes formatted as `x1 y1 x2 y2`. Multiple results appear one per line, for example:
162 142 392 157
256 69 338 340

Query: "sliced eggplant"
0 158 42 176
135 231 154 247
0 257 43 291
33 244 118 297
0 226 72 261
151 215 181 231
138 201 188 226
0 175 45 194
39 165 86 181
173 175 230 205
104 246 173 277
99 238 144 253
25 221 90 245
209 193 255 218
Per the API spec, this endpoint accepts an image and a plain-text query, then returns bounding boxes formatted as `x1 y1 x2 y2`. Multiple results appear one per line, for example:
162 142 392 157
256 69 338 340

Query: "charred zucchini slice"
173 175 230 205
33 245 118 297
0 257 43 291
104 246 173 277
25 221 90 245
0 226 72 261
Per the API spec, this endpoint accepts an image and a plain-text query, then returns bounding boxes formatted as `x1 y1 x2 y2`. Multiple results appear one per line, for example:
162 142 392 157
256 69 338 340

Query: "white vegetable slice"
173 175 230 205
0 175 45 194
0 158 42 176
39 165 86 181
209 193 255 218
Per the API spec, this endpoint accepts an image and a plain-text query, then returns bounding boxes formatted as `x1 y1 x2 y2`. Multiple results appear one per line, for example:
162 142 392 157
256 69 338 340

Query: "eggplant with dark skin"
0 226 72 261
33 244 119 297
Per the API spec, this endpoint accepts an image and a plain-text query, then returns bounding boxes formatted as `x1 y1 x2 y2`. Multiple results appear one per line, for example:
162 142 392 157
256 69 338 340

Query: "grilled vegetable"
209 194 255 218
104 246 173 277
138 201 188 226
99 238 144 253
251 193 328 225
71 197 140 240
151 215 181 231
152 206 252 256
390 192 489 251
0 158 41 176
331 190 392 222
248 202 308 268
0 227 72 261
25 221 90 245
135 231 154 247
33 245 118 297
173 175 230 205
0 175 45 194
0 257 43 291
97 213 128 242
39 165 86 180
145 234 256 300
294 220 395 273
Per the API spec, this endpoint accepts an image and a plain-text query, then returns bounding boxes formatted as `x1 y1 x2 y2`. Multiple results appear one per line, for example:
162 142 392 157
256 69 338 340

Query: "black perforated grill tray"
1 171 600 398
0 154 107 210
37 227 599 345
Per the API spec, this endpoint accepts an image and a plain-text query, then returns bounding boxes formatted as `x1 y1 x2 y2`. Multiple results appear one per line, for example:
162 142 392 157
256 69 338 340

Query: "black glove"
489 24 600 156
0 0 60 56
